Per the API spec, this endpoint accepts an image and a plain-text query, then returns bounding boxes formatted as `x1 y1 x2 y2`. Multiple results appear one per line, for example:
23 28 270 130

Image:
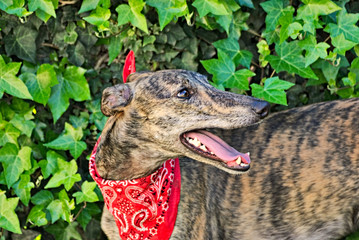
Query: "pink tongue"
184 130 250 164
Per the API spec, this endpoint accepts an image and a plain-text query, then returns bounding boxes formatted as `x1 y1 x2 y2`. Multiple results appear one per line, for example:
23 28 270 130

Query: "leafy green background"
0 0 359 239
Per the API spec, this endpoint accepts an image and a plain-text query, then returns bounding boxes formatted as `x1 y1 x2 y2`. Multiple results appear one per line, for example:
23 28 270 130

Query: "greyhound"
94 69 359 240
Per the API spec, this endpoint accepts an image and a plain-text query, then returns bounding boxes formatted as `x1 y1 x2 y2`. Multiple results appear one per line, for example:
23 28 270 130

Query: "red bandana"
89 139 181 240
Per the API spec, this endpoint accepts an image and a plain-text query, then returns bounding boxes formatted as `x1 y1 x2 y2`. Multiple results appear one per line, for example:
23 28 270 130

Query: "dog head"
100 70 269 175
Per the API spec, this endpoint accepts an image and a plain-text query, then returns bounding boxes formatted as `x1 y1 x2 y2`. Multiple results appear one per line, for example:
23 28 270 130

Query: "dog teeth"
246 152 250 156
188 137 201 147
199 145 208 151
236 157 242 164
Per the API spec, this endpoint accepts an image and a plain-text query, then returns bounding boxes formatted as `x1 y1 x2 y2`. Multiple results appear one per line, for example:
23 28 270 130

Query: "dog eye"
177 88 190 99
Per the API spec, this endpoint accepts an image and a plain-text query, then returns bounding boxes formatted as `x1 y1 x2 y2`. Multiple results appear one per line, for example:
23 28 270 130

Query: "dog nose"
252 101 270 119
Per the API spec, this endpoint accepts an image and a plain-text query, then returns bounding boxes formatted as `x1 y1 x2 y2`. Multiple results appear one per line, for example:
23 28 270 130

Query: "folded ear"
101 84 133 116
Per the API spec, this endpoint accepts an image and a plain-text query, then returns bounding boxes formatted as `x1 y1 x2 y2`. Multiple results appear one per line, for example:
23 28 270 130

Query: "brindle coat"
96 70 359 240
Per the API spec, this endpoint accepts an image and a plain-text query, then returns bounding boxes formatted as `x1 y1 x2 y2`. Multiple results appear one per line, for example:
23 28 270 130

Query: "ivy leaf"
116 0 148 33
73 181 99 204
257 40 270 67
251 77 295 105
260 0 292 31
12 173 35 206
325 10 359 43
10 114 36 137
213 38 251 67
201 50 236 84
31 190 54 206
201 50 254 90
21 64 58 105
83 6 110 32
0 56 32 100
44 123 87 159
0 122 21 147
4 25 38 63
76 203 101 230
78 0 100 13
235 0 254 8
298 35 329 67
48 66 91 123
0 192 21 234
297 0 341 34
45 221 82 240
3 0 32 17
223 69 255 90
108 35 123 64
192 0 230 18
331 33 357 55
27 205 48 226
45 157 81 191
0 144 32 187
38 150 62 179
147 0 188 30
266 41 318 79
46 199 72 223
28 0 56 17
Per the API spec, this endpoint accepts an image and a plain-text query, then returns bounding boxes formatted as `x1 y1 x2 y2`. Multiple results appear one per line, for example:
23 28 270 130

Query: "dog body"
96 70 359 239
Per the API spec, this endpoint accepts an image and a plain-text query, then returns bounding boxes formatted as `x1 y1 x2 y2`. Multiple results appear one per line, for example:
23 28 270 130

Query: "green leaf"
251 77 295 105
38 150 61 179
76 203 101 230
311 58 349 84
10 114 36 137
0 144 32 187
260 0 292 31
201 50 254 90
325 10 359 43
3 0 32 17
332 34 357 55
147 0 188 30
48 66 91 123
116 0 148 33
298 35 329 67
22 64 58 104
266 41 318 79
108 35 123 64
27 205 48 226
236 50 253 69
0 192 21 234
201 50 235 84
78 0 100 13
297 0 341 34
4 25 38 63
73 181 99 204
235 0 254 8
28 0 56 17
44 123 87 159
45 157 81 191
12 173 35 206
0 56 32 99
45 221 82 240
31 190 54 206
192 0 230 18
0 123 21 147
223 69 255 90
257 40 270 67
46 199 71 223
83 6 110 32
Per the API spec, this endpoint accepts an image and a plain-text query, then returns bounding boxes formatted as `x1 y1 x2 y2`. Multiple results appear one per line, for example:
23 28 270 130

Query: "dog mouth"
180 130 250 171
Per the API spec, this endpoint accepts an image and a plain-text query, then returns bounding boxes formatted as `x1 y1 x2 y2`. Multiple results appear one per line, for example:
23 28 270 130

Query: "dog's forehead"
139 70 207 85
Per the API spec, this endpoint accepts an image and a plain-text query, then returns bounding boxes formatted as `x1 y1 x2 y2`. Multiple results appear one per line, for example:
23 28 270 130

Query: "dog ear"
101 84 133 116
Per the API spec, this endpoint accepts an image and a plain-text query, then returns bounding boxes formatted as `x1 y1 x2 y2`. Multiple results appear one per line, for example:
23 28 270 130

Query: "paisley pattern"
89 139 181 240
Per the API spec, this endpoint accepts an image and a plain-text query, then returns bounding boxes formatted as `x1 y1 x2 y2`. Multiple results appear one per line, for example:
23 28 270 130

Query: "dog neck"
95 113 174 180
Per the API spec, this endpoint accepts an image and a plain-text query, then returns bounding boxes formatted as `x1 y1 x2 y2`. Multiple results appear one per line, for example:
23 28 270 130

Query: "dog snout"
251 101 270 119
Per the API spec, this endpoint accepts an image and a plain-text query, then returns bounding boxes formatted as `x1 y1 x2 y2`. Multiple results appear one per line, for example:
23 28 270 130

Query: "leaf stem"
247 29 261 38
72 201 87 222
41 43 60 50
59 0 78 6
270 69 276 78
